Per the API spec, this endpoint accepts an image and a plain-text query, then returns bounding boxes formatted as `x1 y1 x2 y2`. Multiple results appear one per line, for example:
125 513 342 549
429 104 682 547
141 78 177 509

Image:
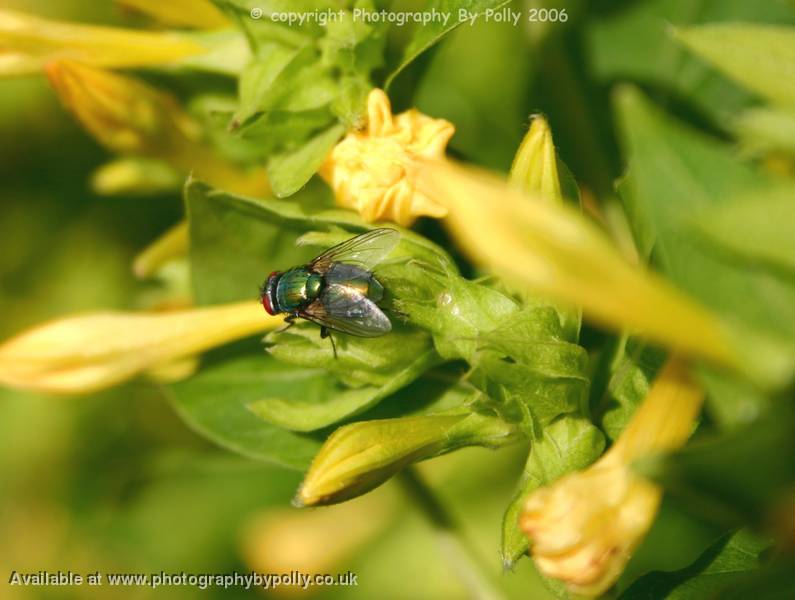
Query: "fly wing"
310 228 399 273
300 283 391 337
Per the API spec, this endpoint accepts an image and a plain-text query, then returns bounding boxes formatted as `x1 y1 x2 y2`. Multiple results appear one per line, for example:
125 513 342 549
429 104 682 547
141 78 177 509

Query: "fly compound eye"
260 271 281 315
261 289 275 315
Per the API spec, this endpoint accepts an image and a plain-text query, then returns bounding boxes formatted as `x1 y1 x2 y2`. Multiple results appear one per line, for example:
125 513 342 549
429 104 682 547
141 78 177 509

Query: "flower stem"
398 467 505 600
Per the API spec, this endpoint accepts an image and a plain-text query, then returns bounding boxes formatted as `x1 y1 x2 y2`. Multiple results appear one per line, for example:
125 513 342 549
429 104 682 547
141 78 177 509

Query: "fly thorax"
276 268 317 311
305 273 323 301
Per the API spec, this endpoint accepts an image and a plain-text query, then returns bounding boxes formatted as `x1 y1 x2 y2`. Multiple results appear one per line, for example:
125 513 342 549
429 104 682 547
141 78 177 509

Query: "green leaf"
186 177 367 305
239 107 336 158
319 7 385 73
267 324 435 385
614 86 795 398
675 23 795 108
246 354 440 432
383 257 591 430
470 308 591 427
587 0 795 124
187 179 317 305
501 418 605 567
212 1 330 44
167 353 324 471
361 363 477 420
276 63 339 112
412 11 532 169
224 3 386 144
266 123 345 197
233 42 305 127
621 530 769 599
710 558 795 600
617 496 729 594
385 0 511 89
250 324 442 431
690 186 795 277
330 75 371 128
383 263 517 361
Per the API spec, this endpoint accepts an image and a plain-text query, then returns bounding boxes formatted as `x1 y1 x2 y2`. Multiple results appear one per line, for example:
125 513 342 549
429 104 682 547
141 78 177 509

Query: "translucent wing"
310 228 399 273
299 283 391 337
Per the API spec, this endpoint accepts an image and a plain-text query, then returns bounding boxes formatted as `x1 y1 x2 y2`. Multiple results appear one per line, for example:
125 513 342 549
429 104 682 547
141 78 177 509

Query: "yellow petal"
521 358 703 597
0 301 279 395
510 114 563 204
320 89 453 226
0 9 205 77
412 158 739 370
144 355 200 383
117 0 230 30
609 358 705 462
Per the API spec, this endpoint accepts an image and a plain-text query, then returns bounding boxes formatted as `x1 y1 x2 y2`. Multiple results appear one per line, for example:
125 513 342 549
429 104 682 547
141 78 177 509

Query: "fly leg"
275 314 297 334
320 326 338 359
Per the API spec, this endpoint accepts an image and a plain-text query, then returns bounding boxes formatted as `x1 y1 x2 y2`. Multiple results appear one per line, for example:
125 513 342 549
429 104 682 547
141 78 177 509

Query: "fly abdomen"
367 277 384 302
325 263 383 301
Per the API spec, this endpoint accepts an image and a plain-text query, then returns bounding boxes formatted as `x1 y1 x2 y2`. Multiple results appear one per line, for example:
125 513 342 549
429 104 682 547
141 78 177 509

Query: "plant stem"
398 467 505 600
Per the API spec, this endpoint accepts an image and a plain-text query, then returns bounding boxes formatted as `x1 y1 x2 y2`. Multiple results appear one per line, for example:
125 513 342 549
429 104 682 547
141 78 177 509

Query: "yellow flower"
117 0 230 30
319 89 454 226
520 358 704 597
0 9 205 77
0 301 280 395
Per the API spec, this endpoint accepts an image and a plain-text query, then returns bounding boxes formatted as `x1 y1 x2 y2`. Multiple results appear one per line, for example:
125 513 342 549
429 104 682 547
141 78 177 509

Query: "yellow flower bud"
46 59 201 157
297 413 519 506
0 9 205 77
521 358 704 597
319 89 454 226
509 115 563 204
117 0 230 30
0 301 279 395
90 157 182 197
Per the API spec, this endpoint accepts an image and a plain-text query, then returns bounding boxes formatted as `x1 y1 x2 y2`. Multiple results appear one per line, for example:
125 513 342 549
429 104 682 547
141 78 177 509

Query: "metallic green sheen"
276 268 322 312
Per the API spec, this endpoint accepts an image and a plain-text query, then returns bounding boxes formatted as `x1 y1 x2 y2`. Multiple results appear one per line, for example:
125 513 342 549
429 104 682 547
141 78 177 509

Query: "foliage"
4 0 795 598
